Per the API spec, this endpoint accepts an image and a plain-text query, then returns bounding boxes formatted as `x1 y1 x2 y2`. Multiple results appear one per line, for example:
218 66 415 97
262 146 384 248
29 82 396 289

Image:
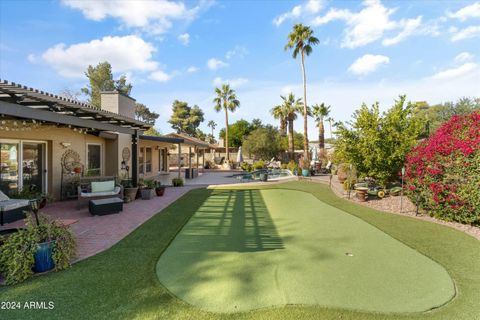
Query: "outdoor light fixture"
60 142 71 148
121 161 126 171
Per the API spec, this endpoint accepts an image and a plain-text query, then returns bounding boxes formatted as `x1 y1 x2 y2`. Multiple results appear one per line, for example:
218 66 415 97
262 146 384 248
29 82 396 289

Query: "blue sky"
1 0 479 138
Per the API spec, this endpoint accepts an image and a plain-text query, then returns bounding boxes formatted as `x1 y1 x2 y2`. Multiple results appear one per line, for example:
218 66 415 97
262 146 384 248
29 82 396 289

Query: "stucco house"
0 79 185 200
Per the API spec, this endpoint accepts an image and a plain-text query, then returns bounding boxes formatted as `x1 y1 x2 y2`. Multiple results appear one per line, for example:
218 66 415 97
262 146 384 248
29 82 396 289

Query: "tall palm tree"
326 116 334 140
271 93 303 160
213 84 240 162
270 104 288 136
207 120 217 138
312 103 331 152
285 24 319 163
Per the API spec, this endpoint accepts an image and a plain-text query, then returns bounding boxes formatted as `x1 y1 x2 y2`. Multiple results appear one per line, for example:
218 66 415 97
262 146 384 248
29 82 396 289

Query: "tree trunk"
288 118 294 160
319 119 325 151
280 119 287 136
225 109 229 162
301 50 309 163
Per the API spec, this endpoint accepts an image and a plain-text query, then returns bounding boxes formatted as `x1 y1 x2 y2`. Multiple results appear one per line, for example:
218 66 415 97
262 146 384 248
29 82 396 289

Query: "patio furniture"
89 198 123 216
77 176 123 209
0 190 31 225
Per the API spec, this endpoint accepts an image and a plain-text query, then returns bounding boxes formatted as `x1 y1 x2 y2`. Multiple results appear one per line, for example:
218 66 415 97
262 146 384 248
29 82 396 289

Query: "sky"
0 0 479 139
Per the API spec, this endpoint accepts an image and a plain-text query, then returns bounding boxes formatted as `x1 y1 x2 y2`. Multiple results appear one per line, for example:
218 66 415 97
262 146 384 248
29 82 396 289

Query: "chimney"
100 91 136 119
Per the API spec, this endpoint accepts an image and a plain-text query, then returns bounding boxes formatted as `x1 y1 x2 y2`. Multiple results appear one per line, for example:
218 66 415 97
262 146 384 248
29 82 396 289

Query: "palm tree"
271 93 303 160
270 105 288 136
285 24 319 163
312 103 331 152
213 84 240 162
207 120 217 138
326 116 334 140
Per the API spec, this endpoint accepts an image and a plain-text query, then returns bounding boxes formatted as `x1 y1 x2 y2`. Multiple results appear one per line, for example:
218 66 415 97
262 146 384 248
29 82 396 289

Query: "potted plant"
172 177 184 187
155 181 166 196
337 163 348 183
141 179 155 200
121 179 138 202
9 185 53 209
0 212 76 285
355 187 369 202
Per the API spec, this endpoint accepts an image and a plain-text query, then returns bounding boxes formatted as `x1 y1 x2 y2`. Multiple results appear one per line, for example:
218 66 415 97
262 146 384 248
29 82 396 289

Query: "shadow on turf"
174 189 284 252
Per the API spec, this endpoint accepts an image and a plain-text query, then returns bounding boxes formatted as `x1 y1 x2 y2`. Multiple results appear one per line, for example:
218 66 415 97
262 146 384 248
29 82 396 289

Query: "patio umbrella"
312 147 318 161
236 147 244 163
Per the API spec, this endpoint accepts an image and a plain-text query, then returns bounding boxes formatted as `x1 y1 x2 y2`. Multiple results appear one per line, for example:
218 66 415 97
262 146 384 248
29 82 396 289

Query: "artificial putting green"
156 188 455 313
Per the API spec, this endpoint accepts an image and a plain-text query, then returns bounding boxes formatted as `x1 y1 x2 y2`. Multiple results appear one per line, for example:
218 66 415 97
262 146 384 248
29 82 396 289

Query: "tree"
334 96 423 185
312 103 331 152
60 89 82 102
251 118 264 131
271 104 288 136
243 127 283 160
326 116 335 140
207 120 217 138
135 103 159 125
168 100 205 136
271 93 303 160
81 61 132 108
143 127 161 136
219 119 252 148
213 84 240 161
285 24 319 163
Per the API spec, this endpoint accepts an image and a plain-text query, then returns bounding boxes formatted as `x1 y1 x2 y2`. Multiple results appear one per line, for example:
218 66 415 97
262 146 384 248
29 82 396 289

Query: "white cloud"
273 0 324 26
225 45 248 60
349 54 390 75
430 62 479 80
178 33 190 45
207 58 228 70
447 2 480 21
187 66 199 73
40 35 158 78
450 25 480 41
382 16 422 46
149 70 172 82
213 77 248 87
61 0 210 35
312 0 424 48
454 52 474 63
27 54 37 64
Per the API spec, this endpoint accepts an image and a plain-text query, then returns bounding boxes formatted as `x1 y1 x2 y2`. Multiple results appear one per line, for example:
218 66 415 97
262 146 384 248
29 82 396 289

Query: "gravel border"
307 175 480 241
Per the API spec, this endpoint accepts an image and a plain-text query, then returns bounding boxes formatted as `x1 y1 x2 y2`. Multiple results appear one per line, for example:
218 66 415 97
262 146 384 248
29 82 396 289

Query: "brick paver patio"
1 186 200 261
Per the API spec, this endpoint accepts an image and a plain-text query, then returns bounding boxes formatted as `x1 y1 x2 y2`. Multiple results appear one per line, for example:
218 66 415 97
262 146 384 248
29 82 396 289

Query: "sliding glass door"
0 140 47 195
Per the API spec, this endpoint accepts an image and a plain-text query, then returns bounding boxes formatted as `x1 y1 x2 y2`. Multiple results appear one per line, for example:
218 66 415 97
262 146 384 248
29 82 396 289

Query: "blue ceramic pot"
302 169 311 177
34 241 55 273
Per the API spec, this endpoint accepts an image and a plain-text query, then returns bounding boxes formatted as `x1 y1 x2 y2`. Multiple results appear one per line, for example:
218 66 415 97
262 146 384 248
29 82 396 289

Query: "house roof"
140 135 183 144
0 79 150 134
166 132 211 148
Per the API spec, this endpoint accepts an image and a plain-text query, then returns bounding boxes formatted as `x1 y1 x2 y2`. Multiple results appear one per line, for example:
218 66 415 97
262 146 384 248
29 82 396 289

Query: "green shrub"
240 162 252 172
280 163 288 170
172 178 184 187
286 160 298 174
252 160 266 170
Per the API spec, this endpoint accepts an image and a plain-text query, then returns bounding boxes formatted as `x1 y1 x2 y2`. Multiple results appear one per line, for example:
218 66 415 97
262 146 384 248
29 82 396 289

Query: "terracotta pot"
73 167 82 174
124 187 138 202
155 187 165 196
355 187 368 202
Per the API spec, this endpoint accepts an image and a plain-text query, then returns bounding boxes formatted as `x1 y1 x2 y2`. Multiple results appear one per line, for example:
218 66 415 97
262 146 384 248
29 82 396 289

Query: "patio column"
188 146 192 178
131 130 139 187
196 147 199 171
202 148 205 172
177 143 181 179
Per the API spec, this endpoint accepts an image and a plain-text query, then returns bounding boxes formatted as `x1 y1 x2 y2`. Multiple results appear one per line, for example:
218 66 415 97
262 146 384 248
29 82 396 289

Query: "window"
145 147 152 173
139 147 144 174
87 144 101 176
159 148 168 172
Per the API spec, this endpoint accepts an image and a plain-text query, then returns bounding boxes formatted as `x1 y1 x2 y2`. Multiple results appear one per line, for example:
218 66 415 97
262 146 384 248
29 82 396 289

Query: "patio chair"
0 190 31 225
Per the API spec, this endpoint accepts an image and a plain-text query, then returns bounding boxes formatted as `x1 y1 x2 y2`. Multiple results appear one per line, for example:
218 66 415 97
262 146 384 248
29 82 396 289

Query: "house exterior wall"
0 127 106 200
138 140 172 180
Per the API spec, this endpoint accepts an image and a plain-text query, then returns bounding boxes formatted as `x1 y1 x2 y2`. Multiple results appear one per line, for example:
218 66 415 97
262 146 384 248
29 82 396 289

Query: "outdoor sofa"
0 190 31 225
77 176 123 209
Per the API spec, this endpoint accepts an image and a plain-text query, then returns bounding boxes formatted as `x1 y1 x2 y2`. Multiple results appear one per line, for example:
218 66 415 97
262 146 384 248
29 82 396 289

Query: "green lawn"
0 181 479 320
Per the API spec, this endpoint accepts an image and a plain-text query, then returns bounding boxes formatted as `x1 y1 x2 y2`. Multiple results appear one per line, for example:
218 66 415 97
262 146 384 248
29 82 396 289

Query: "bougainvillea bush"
405 110 480 225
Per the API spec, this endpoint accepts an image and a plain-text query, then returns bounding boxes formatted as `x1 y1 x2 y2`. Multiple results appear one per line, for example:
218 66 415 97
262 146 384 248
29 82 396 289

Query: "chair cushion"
91 180 115 193
0 199 30 211
0 190 10 201
81 186 121 198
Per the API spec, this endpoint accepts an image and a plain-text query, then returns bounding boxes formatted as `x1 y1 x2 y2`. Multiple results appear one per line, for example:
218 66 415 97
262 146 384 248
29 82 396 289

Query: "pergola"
0 79 151 185
166 133 210 179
